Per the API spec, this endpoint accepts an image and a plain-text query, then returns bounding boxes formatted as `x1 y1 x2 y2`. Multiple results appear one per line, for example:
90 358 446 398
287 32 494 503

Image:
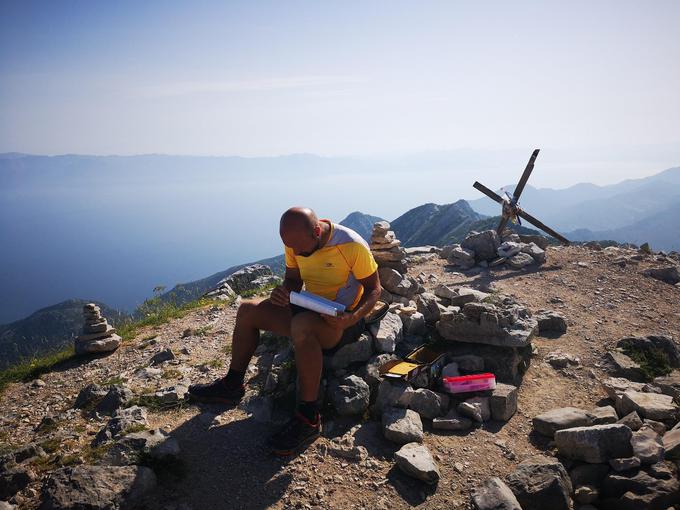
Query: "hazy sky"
1 1 679 173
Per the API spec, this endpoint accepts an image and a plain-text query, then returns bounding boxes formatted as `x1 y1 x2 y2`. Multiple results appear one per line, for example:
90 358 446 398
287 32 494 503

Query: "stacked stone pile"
370 221 408 274
251 285 529 485
74 303 121 354
441 229 547 270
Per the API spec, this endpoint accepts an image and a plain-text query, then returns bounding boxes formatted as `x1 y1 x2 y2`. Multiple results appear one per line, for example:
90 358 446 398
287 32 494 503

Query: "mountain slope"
391 200 484 247
469 166 680 246
339 211 385 241
0 299 128 369
568 202 680 251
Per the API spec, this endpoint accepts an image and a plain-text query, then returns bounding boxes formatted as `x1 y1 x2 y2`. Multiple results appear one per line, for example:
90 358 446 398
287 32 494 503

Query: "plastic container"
442 373 496 394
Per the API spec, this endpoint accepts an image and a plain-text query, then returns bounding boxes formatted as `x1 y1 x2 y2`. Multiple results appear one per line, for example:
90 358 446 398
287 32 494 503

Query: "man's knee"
290 313 319 345
235 299 261 325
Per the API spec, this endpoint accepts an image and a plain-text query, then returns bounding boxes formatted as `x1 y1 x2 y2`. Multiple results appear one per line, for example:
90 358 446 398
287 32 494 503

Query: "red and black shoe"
268 412 321 456
188 377 245 405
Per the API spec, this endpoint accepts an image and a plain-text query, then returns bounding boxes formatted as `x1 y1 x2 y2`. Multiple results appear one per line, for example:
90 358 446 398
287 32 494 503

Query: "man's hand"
321 311 357 330
270 285 291 307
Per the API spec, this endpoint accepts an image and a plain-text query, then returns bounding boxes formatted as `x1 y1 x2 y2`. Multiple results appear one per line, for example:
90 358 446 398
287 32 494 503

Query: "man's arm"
321 270 381 329
349 270 381 323
270 266 303 306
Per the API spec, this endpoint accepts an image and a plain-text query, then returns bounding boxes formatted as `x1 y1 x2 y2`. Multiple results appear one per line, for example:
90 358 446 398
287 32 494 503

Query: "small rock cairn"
75 303 121 354
370 221 408 274
369 221 430 335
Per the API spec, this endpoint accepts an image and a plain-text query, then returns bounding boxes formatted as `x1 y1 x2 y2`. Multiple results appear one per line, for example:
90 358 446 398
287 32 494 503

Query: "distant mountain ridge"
469 166 680 250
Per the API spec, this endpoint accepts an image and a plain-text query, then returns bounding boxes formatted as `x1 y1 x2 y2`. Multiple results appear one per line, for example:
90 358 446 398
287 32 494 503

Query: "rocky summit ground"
1 244 679 509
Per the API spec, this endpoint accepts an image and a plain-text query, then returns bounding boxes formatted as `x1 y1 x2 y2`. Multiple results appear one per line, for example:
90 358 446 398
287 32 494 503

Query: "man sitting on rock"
189 206 381 455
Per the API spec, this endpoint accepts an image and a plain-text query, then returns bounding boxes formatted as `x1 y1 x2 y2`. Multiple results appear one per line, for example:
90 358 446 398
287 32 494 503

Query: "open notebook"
289 290 346 317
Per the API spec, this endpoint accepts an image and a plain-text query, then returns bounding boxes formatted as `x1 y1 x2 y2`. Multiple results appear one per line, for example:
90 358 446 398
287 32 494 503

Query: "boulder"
617 334 680 367
462 230 500 262
329 375 370 416
600 462 680 510
432 409 473 431
374 379 413 413
617 411 643 431
94 406 148 445
519 234 549 250
0 466 33 500
609 457 641 472
378 268 416 298
497 242 522 258
643 265 680 285
104 429 180 466
605 351 646 382
458 397 491 423
589 406 618 425
532 407 594 438
654 371 680 401
535 310 568 334
437 301 538 348
74 384 108 410
400 311 426 336
414 292 440 323
505 456 572 510
662 428 680 459
545 351 579 369
95 385 134 416
447 246 476 268
394 443 440 484
489 384 518 421
149 348 175 365
472 477 522 510
522 242 546 264
620 391 677 422
507 253 535 269
554 424 633 463
40 465 156 510
382 407 423 444
330 333 374 370
409 389 445 419
224 264 275 294
631 427 664 464
369 312 403 353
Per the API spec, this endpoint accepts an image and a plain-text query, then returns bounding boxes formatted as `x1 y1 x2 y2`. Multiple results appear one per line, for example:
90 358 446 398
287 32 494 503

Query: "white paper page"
289 290 346 317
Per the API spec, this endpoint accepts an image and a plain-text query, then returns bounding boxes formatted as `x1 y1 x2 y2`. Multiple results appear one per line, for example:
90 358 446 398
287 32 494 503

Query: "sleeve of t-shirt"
284 245 298 269
346 242 378 279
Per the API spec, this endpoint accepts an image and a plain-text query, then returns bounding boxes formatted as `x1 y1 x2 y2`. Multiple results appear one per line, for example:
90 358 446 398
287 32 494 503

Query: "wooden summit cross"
473 149 570 245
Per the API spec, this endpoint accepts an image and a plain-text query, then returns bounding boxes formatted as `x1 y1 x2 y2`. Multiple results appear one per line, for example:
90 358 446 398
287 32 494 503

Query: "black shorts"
289 303 366 355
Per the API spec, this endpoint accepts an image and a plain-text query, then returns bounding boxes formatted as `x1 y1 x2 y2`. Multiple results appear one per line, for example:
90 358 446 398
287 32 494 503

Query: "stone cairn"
369 221 430 337
75 303 121 354
441 229 547 270
370 221 408 274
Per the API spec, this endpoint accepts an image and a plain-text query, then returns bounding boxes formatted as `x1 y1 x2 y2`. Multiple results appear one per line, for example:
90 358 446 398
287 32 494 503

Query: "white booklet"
289 290 346 317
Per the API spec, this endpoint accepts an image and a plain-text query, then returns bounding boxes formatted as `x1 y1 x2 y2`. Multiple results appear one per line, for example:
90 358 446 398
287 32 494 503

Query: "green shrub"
0 346 76 396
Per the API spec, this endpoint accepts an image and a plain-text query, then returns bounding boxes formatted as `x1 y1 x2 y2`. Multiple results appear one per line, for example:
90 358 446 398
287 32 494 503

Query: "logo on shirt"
324 262 334 267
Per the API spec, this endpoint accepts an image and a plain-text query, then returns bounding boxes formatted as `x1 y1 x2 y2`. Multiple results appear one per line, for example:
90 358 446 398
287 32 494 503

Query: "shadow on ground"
150 410 294 509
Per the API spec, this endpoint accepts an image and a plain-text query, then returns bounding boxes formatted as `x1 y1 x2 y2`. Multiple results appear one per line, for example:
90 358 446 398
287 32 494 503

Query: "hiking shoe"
268 412 321 456
188 377 245 404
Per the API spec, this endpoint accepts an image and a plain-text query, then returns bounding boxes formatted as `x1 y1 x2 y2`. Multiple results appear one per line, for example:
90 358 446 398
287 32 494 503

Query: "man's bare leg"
188 298 292 403
269 311 344 455
230 298 292 372
290 311 343 401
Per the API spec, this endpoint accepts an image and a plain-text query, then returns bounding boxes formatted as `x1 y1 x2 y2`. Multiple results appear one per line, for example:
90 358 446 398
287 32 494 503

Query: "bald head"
280 207 322 257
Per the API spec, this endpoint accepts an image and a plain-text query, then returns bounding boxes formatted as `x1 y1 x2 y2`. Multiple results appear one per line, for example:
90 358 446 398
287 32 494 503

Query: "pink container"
442 373 496 394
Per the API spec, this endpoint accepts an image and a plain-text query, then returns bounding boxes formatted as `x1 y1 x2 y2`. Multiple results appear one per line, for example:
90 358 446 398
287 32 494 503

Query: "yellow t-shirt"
284 220 378 310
